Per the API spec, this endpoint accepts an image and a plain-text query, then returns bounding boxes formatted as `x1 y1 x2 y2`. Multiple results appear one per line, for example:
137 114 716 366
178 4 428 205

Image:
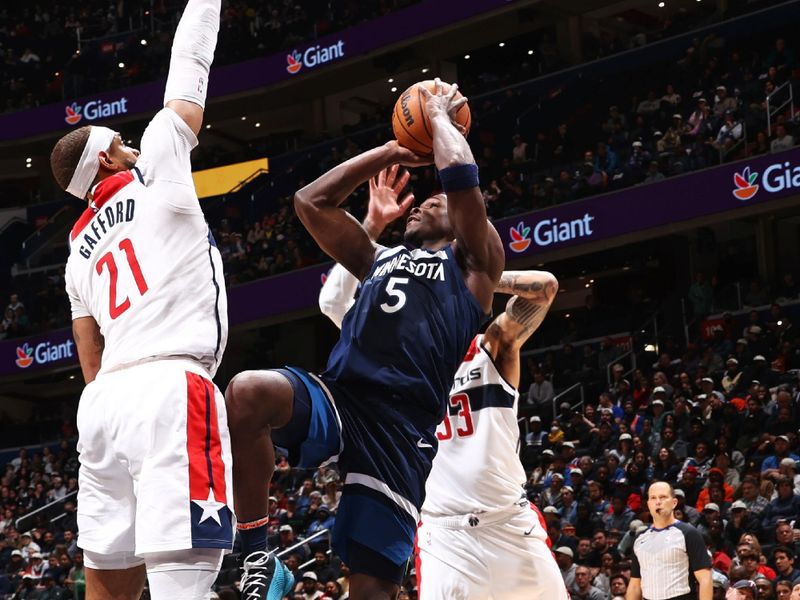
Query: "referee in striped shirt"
626 481 712 600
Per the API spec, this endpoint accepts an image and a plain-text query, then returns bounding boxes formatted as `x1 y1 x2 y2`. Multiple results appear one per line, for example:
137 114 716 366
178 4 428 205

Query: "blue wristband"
438 163 479 193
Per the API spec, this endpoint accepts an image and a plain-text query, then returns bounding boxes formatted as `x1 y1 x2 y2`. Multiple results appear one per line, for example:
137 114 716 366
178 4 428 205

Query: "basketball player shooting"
320 182 567 599
49 1 232 598
224 78 505 600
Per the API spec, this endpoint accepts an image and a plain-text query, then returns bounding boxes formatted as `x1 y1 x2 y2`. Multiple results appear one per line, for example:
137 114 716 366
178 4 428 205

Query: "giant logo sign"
65 97 129 126
286 40 345 75
15 340 75 370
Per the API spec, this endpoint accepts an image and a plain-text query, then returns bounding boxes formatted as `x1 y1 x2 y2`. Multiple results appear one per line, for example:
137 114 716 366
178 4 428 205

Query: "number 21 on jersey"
436 393 475 441
96 238 149 319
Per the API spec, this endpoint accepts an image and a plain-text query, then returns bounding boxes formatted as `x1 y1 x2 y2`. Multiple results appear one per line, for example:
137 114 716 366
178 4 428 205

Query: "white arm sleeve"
163 0 220 108
319 263 360 330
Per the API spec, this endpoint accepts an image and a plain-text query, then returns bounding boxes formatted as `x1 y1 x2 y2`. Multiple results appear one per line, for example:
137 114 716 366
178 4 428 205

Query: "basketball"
391 80 471 156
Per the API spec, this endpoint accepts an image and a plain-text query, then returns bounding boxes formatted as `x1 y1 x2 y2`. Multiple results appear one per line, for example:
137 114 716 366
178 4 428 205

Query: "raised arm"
421 79 504 313
163 0 221 136
318 165 414 328
295 144 427 281
482 270 559 387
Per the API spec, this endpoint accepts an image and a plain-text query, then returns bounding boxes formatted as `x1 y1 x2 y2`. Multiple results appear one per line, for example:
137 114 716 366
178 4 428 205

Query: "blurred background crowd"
0 0 798 598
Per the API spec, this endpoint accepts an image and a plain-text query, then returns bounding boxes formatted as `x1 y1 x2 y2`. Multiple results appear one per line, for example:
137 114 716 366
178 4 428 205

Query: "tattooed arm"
73 316 104 384
482 270 558 388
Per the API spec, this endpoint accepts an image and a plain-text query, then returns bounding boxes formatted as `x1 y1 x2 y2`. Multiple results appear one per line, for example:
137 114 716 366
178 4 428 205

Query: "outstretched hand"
419 78 469 124
366 164 414 237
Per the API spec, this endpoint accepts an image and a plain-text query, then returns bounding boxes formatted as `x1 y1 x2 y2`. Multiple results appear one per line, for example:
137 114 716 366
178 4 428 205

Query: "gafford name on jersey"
76 198 136 259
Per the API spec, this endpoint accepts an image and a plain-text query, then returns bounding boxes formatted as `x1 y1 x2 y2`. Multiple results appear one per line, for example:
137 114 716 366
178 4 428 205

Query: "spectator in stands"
765 38 797 76
595 142 619 176
643 160 665 184
572 564 605 600
527 371 555 415
763 436 800 476
604 495 635 531
61 531 77 559
658 115 685 154
58 501 77 536
722 358 743 395
775 579 794 599
773 547 800 584
762 477 800 537
772 124 796 153
687 98 711 138
713 111 744 152
637 90 661 116
305 504 334 538
511 134 529 163
6 294 23 313
19 532 39 560
555 546 577 590
713 86 738 119
297 571 324 599
310 551 338 584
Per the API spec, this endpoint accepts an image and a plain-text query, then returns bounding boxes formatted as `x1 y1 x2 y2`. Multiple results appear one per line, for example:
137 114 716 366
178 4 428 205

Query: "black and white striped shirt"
631 520 711 600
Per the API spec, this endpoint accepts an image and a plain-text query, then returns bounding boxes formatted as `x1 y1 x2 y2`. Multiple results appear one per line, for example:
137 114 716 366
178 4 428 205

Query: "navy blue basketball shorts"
273 367 437 584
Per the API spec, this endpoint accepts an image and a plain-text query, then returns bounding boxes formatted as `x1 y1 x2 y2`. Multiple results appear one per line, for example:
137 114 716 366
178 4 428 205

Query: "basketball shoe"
240 551 295 600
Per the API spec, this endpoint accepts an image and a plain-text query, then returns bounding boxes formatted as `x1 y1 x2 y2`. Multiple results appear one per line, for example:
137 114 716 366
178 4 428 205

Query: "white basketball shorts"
416 502 569 600
76 358 235 557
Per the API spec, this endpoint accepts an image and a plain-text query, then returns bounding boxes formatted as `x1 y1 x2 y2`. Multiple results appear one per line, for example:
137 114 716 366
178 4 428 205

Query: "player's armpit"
73 317 104 384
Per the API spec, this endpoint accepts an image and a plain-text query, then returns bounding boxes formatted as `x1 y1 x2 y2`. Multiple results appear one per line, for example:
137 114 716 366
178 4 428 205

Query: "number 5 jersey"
65 108 227 377
323 243 486 432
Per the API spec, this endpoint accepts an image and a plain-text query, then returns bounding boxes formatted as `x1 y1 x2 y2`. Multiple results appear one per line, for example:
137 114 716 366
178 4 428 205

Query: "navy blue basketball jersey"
323 243 486 422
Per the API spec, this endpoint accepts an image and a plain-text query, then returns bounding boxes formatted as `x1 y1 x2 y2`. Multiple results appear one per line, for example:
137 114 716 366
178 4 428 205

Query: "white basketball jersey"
422 335 525 517
65 108 228 377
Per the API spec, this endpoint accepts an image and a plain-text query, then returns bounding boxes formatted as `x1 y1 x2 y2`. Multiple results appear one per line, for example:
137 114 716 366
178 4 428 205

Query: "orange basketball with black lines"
392 80 471 156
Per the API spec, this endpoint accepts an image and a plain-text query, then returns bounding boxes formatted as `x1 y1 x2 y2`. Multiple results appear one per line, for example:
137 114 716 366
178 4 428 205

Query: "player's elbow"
293 188 316 224
294 185 327 216
544 273 559 301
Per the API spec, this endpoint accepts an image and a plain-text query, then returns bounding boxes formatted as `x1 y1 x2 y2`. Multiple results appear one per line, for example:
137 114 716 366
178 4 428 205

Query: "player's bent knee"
144 548 224 600
226 370 294 429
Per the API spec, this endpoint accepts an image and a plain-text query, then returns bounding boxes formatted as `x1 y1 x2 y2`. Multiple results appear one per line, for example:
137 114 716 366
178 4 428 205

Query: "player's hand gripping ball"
392 79 471 156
